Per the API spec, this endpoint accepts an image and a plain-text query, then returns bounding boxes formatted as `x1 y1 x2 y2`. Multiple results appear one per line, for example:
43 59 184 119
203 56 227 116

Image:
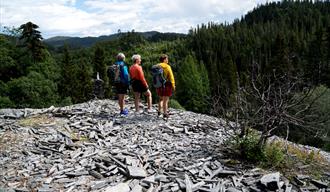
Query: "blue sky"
1 0 277 39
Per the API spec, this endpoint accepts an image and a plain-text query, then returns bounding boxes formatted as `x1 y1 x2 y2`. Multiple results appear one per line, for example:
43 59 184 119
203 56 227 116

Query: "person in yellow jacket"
156 54 175 118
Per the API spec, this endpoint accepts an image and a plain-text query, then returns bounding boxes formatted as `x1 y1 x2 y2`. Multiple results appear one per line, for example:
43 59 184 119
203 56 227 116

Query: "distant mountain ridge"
44 31 186 48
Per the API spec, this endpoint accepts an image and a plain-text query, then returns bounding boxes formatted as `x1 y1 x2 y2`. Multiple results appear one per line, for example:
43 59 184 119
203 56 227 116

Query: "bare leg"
144 90 152 110
118 94 125 111
163 96 170 116
134 92 140 112
158 97 163 114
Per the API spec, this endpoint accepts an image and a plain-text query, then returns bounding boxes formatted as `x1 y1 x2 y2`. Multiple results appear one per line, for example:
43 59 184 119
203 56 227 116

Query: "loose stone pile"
0 100 329 192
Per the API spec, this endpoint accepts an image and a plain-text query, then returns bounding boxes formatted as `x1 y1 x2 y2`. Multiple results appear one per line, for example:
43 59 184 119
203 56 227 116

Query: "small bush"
232 129 285 167
59 97 72 107
263 142 285 168
169 99 185 110
0 96 14 108
235 129 265 162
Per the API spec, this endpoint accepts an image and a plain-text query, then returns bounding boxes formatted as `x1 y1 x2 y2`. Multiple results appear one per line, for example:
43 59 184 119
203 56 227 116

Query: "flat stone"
37 186 53 192
310 179 328 189
260 172 280 191
89 180 108 190
127 166 147 178
13 188 29 192
104 183 130 192
89 170 103 179
185 174 193 192
227 187 242 192
131 184 143 192
0 188 15 192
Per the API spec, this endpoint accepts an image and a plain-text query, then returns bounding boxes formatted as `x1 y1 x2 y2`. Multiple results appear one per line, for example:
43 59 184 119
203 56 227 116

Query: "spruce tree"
177 54 210 113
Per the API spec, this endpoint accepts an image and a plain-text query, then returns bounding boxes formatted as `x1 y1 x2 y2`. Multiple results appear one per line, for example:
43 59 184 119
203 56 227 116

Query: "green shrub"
0 96 14 108
169 99 185 110
59 97 72 107
263 142 285 168
234 129 265 162
7 71 59 108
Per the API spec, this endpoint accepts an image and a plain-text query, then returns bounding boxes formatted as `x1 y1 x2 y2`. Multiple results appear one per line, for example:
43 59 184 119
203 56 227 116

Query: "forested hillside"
44 31 186 49
1 0 330 150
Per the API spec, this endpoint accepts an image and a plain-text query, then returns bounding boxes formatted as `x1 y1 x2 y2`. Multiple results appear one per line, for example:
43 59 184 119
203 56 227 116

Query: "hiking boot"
120 108 129 115
163 113 169 119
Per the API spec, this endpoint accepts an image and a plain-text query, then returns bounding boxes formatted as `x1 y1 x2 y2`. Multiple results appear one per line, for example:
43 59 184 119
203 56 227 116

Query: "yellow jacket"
159 62 175 90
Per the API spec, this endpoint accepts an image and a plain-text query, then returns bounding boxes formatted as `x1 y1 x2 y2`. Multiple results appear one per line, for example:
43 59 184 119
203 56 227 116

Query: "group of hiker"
109 53 175 118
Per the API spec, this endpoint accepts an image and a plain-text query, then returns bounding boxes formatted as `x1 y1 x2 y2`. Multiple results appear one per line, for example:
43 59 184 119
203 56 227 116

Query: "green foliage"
93 46 107 80
59 97 72 107
169 99 185 110
176 54 211 113
232 130 285 167
0 96 13 108
58 46 93 103
92 46 108 98
289 85 330 150
0 35 19 82
7 71 59 108
76 59 93 102
18 21 45 62
0 80 8 93
27 51 60 81
235 130 265 162
263 142 285 168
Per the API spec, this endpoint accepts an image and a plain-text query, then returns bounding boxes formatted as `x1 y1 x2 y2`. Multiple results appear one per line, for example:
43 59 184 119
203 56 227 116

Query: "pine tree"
77 58 92 102
18 21 45 62
59 45 79 103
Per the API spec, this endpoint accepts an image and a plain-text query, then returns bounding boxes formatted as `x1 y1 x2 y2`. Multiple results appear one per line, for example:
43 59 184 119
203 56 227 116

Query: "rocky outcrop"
0 99 329 191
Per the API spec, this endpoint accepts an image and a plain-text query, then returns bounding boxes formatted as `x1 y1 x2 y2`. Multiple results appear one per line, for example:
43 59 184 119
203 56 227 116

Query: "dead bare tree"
211 71 326 150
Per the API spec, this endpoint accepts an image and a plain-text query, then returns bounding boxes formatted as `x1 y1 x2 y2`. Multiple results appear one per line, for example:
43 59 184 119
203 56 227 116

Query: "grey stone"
227 187 242 192
104 183 130 192
131 184 143 192
285 183 292 192
1 99 330 192
13 188 29 192
0 188 15 192
310 179 328 189
185 174 193 192
37 186 54 192
260 172 280 190
294 176 306 186
89 170 103 179
127 166 147 178
90 180 109 190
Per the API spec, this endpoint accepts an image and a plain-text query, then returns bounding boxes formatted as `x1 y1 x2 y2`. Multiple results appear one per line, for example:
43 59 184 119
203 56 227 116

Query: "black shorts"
114 82 129 94
131 80 148 93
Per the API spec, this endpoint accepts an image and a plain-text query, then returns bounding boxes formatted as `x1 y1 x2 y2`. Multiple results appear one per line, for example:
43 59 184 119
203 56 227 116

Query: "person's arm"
167 65 175 90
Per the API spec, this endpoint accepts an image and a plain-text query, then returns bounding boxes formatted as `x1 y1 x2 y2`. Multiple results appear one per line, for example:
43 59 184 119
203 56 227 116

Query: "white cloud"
0 0 277 38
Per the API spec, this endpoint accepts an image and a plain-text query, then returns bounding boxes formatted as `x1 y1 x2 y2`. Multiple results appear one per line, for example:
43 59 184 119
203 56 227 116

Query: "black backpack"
151 64 166 88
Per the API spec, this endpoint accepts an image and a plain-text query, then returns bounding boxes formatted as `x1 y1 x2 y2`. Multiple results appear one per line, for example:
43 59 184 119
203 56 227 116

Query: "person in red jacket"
129 54 152 112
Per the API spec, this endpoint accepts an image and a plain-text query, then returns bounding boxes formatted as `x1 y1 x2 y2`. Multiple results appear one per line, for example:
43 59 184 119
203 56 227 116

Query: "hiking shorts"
131 80 148 93
156 82 173 97
114 82 129 94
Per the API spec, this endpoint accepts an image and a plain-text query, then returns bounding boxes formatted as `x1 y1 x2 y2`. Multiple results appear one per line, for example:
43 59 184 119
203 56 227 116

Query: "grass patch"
228 130 330 180
18 114 55 127
0 131 21 151
70 132 89 142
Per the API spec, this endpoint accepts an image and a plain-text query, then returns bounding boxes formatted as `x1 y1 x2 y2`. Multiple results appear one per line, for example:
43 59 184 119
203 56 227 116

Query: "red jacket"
129 64 148 88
